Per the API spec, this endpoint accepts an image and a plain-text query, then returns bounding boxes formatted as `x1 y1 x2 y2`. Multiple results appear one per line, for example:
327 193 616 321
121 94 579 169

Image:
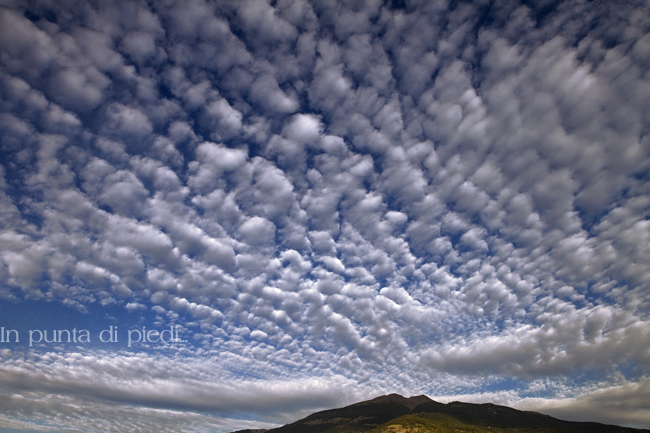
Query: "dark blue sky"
0 0 649 431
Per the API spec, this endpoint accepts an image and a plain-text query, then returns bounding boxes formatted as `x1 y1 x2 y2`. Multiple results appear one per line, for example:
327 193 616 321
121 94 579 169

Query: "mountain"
232 393 646 433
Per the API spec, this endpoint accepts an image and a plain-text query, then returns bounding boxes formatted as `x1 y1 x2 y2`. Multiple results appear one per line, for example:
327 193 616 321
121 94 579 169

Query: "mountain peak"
357 393 434 409
233 393 646 433
345 393 439 412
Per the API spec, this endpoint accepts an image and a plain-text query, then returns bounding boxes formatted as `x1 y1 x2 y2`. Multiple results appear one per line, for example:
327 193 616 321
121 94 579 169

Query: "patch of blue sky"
0 299 191 353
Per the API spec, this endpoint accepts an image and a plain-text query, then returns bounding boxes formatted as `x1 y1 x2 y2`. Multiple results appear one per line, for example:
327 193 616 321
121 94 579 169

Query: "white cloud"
283 113 322 145
250 74 299 115
103 103 153 146
516 378 650 428
239 216 276 247
120 31 158 63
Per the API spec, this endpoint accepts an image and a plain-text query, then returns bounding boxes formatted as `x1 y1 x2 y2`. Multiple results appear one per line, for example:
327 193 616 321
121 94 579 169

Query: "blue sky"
0 0 649 431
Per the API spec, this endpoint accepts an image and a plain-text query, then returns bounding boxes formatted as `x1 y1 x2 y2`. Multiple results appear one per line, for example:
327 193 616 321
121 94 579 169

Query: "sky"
0 0 649 431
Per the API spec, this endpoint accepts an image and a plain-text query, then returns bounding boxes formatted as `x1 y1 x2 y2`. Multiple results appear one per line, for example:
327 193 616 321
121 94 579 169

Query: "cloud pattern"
0 0 649 431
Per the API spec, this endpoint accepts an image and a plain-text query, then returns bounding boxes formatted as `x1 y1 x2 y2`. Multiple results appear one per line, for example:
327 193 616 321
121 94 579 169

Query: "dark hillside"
232 394 646 433
270 394 430 433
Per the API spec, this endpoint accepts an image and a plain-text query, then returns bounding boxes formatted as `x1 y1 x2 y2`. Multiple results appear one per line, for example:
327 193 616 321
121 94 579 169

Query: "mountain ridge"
232 393 646 433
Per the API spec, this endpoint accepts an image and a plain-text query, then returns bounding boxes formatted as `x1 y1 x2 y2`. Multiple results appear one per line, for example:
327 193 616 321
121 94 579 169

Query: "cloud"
516 378 650 428
238 216 276 247
250 74 299 115
0 0 649 431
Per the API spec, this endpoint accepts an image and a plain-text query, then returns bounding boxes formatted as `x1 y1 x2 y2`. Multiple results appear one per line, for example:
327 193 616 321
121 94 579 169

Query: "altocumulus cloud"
0 0 649 431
